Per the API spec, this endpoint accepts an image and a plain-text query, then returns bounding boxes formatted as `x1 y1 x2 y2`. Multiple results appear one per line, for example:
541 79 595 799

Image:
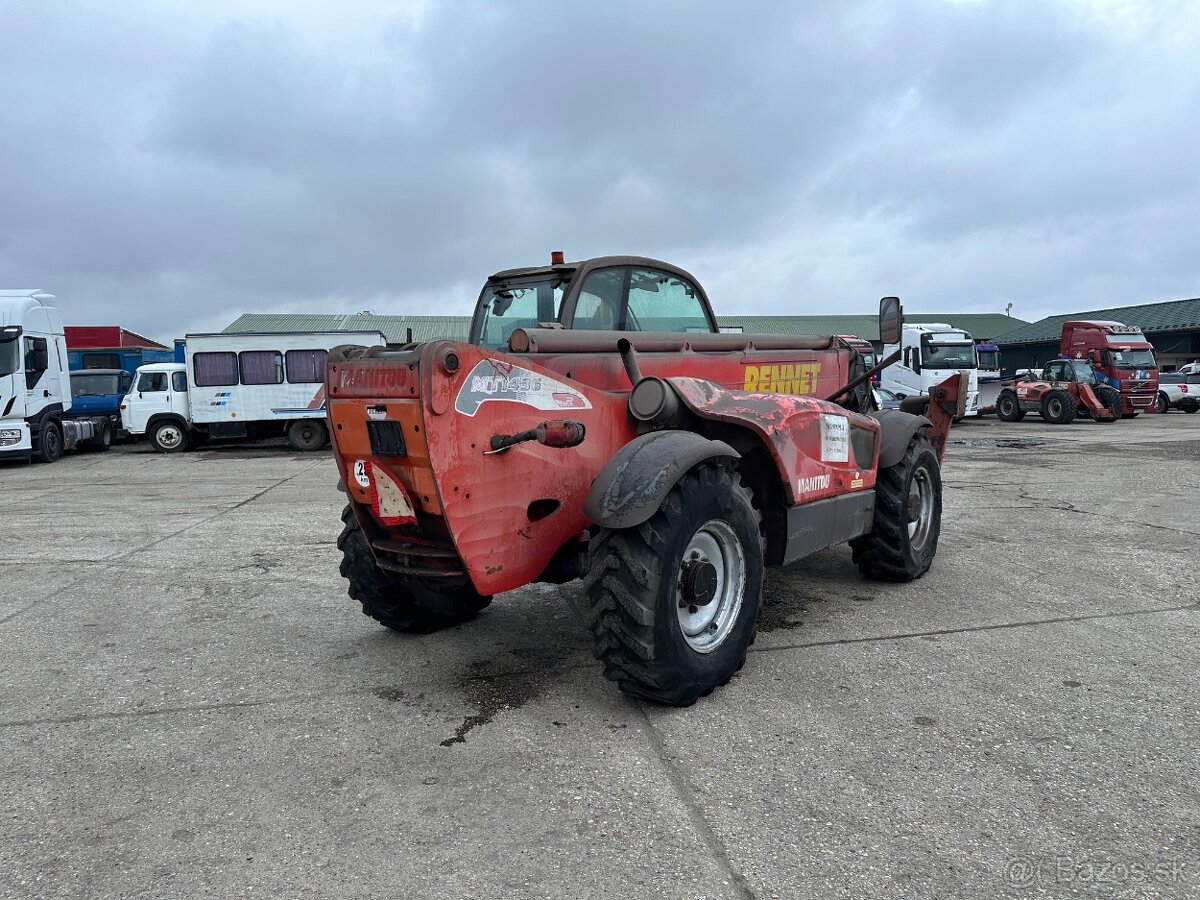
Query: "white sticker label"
353 460 371 487
820 414 849 462
366 407 386 420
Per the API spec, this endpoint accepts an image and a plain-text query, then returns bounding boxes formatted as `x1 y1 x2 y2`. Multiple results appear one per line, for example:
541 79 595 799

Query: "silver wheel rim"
1048 398 1062 418
676 519 746 653
158 425 182 449
907 467 934 551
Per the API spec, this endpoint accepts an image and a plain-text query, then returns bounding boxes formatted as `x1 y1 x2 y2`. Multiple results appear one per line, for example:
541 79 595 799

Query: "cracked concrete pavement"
1 415 1198 899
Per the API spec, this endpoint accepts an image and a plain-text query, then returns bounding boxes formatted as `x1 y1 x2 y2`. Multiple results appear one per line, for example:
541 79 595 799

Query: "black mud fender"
871 409 933 469
584 431 740 529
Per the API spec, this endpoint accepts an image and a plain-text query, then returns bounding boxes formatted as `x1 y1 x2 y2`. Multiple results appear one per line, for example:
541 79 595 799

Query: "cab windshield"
1069 360 1098 383
921 342 976 368
976 349 1000 371
0 334 19 377
71 373 120 396
476 281 565 349
1108 348 1157 369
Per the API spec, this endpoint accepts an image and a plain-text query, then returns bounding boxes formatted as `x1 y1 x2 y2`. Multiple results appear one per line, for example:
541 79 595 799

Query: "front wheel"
996 391 1025 422
338 506 490 633
34 420 63 463
87 420 113 451
851 433 941 581
287 419 329 451
1040 389 1077 424
1095 386 1122 423
583 463 764 706
150 420 190 453
1155 392 1169 414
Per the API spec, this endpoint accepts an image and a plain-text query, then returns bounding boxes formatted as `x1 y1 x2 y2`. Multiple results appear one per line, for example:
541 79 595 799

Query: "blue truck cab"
69 368 134 436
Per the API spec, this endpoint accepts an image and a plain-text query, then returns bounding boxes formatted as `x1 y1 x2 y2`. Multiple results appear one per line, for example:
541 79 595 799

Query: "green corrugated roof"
717 313 1025 341
224 311 1025 344
993 297 1200 345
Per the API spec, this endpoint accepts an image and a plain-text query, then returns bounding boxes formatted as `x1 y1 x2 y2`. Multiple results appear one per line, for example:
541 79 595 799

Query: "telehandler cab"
326 255 964 705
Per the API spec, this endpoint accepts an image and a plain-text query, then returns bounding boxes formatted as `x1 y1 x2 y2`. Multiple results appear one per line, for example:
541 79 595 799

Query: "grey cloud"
0 0 1198 342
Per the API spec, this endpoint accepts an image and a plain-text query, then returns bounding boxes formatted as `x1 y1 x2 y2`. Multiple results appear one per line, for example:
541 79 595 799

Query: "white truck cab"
1 290 112 462
122 363 191 451
881 323 981 417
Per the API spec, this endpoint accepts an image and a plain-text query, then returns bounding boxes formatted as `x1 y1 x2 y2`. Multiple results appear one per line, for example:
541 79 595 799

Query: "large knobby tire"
287 419 329 451
337 505 491 633
151 420 190 453
1095 386 1123 423
996 391 1025 422
851 434 941 582
1040 389 1077 424
34 420 63 463
583 463 764 707
1155 392 1170 415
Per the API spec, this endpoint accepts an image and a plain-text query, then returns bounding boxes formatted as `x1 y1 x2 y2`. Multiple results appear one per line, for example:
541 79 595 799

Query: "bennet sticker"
455 359 592 417
743 362 821 395
820 414 849 462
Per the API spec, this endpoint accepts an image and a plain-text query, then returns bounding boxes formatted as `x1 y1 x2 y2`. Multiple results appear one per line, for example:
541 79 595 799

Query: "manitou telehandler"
996 358 1123 425
326 255 964 705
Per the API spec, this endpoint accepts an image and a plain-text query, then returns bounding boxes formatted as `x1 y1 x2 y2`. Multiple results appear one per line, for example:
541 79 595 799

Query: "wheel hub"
680 557 718 608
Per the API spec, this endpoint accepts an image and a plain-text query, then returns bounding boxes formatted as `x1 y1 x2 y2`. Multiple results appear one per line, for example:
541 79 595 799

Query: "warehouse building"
993 297 1200 372
224 312 1024 346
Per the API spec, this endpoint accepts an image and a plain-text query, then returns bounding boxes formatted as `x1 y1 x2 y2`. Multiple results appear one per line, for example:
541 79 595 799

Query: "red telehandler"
326 255 964 705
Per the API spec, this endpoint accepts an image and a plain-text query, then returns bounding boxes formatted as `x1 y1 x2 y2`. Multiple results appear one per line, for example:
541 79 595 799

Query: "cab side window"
573 268 624 331
624 268 710 333
172 371 188 393
137 372 168 392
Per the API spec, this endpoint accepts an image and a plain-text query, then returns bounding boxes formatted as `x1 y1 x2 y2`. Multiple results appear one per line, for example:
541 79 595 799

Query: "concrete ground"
1 413 1198 900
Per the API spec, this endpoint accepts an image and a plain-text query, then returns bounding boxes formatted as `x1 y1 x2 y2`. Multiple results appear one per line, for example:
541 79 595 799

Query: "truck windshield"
71 373 120 396
1108 348 1157 369
0 335 19 377
921 342 976 368
477 282 565 349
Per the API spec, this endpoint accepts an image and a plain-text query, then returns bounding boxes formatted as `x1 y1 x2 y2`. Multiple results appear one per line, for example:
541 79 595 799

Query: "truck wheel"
996 391 1024 422
287 419 328 452
851 433 941 582
150 420 189 453
337 505 491 633
1095 386 1122 422
1040 389 1077 424
583 463 764 707
1155 392 1170 415
87 420 113 451
34 420 63 463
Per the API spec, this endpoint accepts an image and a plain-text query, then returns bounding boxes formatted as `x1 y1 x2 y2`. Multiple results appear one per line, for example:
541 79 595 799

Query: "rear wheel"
87 420 113 451
583 463 764 706
1040 389 1077 424
34 420 63 463
337 505 490 633
851 433 941 581
1184 400 1199 413
150 420 189 453
287 419 328 451
996 391 1024 422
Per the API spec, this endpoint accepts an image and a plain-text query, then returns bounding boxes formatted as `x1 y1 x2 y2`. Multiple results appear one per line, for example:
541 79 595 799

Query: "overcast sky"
2 0 1198 342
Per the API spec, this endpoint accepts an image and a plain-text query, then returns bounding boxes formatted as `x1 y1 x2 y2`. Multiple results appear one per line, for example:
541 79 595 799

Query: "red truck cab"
1060 320 1158 415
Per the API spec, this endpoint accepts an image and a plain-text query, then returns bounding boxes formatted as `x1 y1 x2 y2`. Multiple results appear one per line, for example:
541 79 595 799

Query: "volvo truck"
881 323 980 417
1060 320 1158 416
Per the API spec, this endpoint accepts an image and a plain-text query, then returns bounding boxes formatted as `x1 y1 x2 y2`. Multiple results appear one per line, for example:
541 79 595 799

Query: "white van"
122 331 386 452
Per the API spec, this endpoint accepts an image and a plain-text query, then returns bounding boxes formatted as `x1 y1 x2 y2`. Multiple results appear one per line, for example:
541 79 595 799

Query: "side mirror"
878 296 902 345
1088 350 1101 364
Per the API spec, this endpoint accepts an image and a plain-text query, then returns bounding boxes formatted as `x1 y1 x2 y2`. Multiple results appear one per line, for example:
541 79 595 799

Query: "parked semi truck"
1059 321 1157 416
881 323 980 417
70 368 135 438
975 341 1004 412
122 330 387 452
1 291 115 463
